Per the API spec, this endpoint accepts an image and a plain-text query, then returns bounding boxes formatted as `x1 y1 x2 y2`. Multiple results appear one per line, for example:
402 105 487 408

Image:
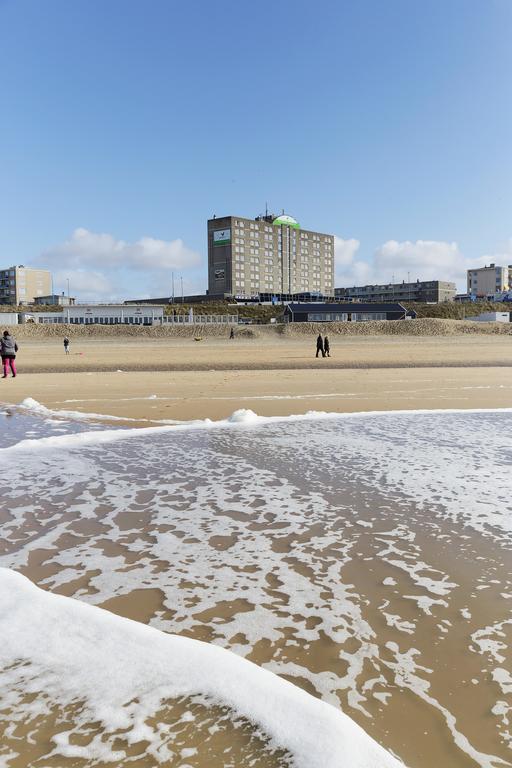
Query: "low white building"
34 293 75 306
472 312 511 323
0 313 19 325
21 305 165 325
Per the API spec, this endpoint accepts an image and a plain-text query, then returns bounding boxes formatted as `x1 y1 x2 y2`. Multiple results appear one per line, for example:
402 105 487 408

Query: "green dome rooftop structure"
272 214 300 229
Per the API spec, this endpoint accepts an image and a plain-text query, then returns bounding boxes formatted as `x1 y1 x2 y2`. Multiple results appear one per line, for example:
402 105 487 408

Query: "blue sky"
1 0 511 298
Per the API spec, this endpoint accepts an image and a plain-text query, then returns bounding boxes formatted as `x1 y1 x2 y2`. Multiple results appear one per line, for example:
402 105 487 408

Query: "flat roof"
286 302 407 313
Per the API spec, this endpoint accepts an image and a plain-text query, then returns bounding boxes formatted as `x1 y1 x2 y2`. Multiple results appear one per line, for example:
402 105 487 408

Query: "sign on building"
213 229 231 246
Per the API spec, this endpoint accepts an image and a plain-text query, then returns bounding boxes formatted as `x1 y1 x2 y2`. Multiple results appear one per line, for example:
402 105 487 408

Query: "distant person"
324 336 330 357
63 337 70 354
229 327 235 339
316 333 325 358
1 330 18 378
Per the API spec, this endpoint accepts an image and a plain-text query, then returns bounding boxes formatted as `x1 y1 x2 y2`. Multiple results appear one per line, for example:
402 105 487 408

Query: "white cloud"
53 270 113 300
42 228 201 272
334 237 497 291
334 236 360 267
38 228 205 302
334 236 373 286
374 240 464 283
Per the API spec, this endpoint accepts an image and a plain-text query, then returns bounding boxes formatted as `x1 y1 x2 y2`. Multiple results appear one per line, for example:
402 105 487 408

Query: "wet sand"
2 335 512 421
2 413 512 767
2 340 512 767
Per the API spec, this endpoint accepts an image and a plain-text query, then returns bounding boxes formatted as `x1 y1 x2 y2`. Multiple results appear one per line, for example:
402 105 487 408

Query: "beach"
2 333 512 421
1 331 512 768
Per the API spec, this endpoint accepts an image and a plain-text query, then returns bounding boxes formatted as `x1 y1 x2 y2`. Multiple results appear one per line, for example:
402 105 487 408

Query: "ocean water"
0 403 511 768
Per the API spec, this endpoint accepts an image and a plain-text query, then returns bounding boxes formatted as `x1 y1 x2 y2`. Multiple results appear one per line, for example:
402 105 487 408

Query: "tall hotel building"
207 212 334 297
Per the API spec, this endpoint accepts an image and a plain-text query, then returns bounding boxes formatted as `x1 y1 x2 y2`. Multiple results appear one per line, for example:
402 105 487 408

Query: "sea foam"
0 568 403 768
1 405 511 766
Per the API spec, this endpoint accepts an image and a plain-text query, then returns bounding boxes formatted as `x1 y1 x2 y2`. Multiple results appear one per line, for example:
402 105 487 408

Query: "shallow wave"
2 403 512 540
1 407 511 766
0 568 402 768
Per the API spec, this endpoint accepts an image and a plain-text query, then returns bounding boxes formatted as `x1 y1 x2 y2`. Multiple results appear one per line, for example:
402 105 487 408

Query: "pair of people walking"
315 333 330 358
1 330 18 378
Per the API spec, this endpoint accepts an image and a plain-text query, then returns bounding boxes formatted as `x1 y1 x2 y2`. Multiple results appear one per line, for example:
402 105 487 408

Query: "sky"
1 0 511 299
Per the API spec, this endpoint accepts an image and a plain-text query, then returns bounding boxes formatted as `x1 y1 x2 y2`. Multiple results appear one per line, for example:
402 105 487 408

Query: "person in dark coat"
324 336 330 357
229 327 235 339
1 330 18 378
63 337 70 354
316 333 325 358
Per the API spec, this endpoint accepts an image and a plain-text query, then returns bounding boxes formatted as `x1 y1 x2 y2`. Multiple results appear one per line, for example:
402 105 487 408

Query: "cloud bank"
334 237 509 291
39 228 204 300
37 227 512 301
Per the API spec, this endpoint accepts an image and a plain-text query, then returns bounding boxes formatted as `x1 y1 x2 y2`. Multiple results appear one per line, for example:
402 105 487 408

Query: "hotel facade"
207 213 335 298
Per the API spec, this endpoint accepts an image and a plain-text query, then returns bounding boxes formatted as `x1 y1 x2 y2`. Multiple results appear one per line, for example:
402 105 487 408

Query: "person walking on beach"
316 333 325 358
324 336 330 357
1 330 18 378
229 327 235 339
63 337 70 354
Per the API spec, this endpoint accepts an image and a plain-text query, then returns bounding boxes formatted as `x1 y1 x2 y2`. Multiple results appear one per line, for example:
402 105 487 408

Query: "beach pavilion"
283 302 411 323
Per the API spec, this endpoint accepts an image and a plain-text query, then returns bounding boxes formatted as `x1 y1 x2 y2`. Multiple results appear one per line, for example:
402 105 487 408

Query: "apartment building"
0 266 52 305
467 264 512 298
207 212 334 297
335 279 456 303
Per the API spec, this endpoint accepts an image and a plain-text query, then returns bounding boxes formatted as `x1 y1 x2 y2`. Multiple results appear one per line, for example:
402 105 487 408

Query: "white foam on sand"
5 401 512 540
0 568 403 768
1 404 512 765
17 397 147 423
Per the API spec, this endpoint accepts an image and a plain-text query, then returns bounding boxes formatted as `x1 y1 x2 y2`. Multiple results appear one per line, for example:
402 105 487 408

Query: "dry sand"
2 334 512 420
